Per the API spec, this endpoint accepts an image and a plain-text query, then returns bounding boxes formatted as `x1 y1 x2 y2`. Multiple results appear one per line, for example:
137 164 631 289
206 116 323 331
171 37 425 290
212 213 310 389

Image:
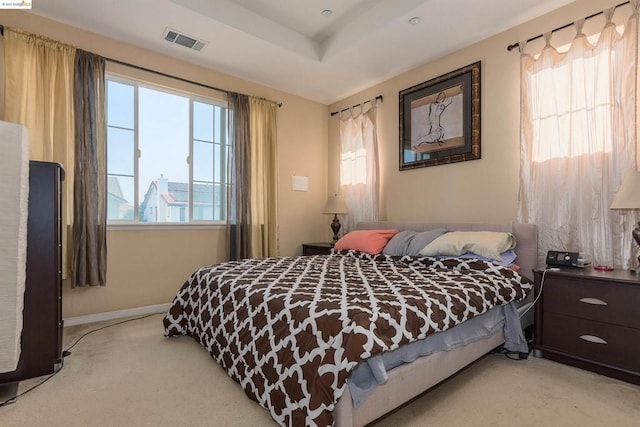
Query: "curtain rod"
107 58 282 108
506 0 630 51
330 95 383 116
0 24 282 108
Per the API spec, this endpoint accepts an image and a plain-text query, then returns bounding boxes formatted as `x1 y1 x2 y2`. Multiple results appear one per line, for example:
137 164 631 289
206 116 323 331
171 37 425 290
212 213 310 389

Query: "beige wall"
328 0 623 224
0 10 329 317
0 0 623 317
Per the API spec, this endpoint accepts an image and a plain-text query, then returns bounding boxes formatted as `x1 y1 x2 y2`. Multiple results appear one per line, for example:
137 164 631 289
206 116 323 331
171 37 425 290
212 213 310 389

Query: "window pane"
107 127 134 176
107 175 134 220
107 81 134 129
138 87 189 223
213 183 224 221
215 106 224 143
194 101 214 142
214 143 224 183
106 75 228 225
193 181 214 221
194 140 213 182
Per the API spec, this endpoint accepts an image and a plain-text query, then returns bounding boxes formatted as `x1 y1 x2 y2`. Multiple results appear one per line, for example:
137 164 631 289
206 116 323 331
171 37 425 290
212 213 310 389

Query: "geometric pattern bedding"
163 250 532 427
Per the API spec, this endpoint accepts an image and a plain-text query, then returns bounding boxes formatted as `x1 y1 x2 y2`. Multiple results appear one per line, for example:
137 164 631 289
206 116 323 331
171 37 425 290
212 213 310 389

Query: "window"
106 75 228 224
518 11 637 269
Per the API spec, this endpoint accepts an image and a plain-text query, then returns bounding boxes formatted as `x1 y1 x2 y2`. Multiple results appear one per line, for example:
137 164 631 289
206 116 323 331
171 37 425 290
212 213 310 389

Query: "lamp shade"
611 171 640 210
323 194 348 214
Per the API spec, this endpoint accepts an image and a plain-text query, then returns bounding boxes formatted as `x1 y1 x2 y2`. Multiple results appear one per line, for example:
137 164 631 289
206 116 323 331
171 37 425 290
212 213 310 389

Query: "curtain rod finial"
507 42 519 51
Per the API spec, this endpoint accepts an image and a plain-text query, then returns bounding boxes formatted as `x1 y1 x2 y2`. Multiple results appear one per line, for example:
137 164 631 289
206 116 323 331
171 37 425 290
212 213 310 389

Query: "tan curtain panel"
249 97 279 258
3 27 76 278
226 93 279 260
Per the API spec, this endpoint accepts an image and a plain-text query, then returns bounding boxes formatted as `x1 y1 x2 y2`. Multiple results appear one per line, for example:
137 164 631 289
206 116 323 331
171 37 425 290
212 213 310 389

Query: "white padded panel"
0 121 29 373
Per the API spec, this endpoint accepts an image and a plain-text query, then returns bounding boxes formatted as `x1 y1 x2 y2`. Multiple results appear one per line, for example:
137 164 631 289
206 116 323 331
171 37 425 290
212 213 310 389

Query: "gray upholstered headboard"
356 221 538 281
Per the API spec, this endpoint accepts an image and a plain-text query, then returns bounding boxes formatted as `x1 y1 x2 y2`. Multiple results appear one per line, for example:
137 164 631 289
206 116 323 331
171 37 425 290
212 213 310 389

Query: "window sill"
107 222 226 231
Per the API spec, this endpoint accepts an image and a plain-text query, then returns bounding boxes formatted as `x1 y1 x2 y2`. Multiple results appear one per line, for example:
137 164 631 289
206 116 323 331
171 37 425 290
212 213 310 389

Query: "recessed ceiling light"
321 9 333 17
408 17 421 25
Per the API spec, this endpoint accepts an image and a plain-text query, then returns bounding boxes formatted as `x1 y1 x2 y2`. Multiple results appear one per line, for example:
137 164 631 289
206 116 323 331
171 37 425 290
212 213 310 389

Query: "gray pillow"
383 228 447 256
406 228 448 256
382 230 415 256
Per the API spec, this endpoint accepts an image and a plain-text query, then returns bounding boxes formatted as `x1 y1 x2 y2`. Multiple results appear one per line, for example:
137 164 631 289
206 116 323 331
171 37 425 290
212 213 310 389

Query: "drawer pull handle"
579 297 607 306
579 335 607 345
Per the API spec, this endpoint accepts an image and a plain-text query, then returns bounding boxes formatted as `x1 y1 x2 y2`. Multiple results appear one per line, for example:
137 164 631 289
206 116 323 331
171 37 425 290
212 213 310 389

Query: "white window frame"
106 71 228 229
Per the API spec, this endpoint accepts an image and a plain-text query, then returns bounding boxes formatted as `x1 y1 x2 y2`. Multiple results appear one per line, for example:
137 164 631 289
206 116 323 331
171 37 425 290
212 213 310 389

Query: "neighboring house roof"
108 176 128 204
139 180 157 212
140 180 218 211
163 182 217 206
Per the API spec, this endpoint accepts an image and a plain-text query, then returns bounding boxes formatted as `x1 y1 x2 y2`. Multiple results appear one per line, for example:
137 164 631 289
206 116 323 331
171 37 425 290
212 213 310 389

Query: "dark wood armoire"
0 161 64 384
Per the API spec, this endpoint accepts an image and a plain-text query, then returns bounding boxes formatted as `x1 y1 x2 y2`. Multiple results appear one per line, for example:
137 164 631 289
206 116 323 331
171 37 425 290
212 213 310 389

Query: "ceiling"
30 0 574 104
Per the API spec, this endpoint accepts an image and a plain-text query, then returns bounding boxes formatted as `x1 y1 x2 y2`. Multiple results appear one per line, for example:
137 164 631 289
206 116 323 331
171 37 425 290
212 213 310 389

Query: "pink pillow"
334 229 399 254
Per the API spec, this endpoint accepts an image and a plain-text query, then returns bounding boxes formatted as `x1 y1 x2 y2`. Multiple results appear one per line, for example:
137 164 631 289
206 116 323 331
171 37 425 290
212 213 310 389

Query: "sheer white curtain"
339 99 379 233
518 3 640 268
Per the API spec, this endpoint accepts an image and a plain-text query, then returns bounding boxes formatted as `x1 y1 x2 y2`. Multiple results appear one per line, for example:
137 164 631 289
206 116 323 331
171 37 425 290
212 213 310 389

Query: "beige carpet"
1 314 639 427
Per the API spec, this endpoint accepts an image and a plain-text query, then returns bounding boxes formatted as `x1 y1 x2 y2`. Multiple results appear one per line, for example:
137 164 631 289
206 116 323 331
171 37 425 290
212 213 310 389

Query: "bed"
163 221 537 426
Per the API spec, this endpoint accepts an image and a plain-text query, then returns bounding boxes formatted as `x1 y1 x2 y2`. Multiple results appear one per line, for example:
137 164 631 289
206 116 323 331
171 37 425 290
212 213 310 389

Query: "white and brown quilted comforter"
163 250 532 427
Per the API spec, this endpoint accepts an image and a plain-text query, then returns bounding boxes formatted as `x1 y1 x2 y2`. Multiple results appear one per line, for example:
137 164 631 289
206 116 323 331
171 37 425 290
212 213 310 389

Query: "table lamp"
610 170 640 274
323 194 348 244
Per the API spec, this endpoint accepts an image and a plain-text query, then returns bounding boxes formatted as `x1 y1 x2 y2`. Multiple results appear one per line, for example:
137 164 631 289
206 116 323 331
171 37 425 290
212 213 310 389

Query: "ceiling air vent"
163 28 207 52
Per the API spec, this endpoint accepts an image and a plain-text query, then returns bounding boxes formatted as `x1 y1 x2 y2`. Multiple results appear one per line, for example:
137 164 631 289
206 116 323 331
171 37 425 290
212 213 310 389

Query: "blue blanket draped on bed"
347 302 527 407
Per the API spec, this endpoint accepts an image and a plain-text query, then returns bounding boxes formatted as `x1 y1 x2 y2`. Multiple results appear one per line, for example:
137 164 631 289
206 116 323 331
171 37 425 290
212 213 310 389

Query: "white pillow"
419 231 517 261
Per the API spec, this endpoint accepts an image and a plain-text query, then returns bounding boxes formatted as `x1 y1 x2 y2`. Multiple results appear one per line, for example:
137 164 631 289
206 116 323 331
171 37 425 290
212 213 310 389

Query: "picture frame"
399 61 481 170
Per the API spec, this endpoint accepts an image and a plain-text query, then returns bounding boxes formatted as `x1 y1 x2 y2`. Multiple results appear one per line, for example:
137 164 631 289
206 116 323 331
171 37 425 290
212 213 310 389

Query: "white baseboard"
63 303 171 327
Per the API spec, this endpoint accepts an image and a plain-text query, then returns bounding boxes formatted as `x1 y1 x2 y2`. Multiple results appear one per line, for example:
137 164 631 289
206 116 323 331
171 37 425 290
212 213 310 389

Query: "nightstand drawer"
543 276 640 328
543 312 640 372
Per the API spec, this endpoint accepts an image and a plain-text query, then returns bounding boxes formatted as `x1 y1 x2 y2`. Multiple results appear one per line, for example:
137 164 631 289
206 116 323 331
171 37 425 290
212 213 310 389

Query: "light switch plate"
292 175 309 192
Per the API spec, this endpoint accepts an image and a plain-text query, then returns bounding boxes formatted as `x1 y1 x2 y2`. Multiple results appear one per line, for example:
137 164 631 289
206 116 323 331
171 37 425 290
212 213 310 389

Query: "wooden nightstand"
533 267 640 385
302 242 333 256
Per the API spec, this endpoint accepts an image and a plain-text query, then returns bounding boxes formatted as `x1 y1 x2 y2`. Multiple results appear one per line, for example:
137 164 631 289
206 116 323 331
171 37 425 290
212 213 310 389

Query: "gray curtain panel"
72 49 107 287
227 92 252 260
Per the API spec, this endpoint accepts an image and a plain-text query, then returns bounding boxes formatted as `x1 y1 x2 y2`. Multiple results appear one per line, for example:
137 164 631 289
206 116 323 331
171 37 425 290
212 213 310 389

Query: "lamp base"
330 214 341 243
